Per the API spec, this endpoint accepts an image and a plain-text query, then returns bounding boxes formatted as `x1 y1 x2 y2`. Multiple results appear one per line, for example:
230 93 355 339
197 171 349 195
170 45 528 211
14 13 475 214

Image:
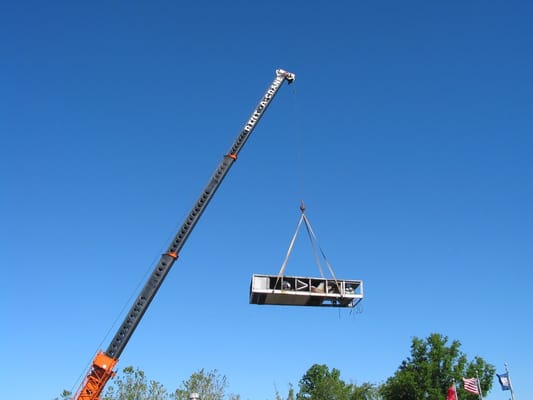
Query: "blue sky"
1 1 531 399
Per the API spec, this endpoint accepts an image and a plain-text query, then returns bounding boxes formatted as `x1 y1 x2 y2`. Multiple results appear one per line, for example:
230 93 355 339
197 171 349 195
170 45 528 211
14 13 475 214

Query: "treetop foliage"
380 333 495 400
56 333 495 400
173 369 229 400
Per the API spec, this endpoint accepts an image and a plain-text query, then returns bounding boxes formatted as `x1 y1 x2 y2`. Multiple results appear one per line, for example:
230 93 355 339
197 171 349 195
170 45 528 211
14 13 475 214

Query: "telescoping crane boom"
72 69 295 400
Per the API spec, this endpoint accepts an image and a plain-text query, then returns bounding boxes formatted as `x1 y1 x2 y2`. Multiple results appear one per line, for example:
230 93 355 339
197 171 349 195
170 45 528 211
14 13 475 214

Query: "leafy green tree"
173 369 229 400
380 333 495 400
103 366 168 400
350 382 381 400
297 364 352 400
463 356 495 399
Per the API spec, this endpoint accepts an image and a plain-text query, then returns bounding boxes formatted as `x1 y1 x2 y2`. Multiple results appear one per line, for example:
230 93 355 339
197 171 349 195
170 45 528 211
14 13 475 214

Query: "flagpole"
505 363 516 400
476 373 484 400
447 380 459 400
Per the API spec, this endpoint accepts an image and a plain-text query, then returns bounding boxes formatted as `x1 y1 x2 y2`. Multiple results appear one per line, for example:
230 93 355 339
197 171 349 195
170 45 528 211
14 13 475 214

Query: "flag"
463 377 480 395
497 372 511 391
447 384 458 400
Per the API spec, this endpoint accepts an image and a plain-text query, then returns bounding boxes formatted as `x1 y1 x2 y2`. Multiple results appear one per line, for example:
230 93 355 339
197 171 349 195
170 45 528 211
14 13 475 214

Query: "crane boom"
72 69 295 400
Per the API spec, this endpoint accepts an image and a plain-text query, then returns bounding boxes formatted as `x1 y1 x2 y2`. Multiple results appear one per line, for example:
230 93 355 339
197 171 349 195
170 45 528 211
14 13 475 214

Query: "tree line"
56 333 495 400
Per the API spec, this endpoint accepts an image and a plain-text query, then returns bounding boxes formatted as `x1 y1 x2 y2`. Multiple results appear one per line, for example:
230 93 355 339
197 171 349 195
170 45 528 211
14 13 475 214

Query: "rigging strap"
274 212 304 287
274 202 341 292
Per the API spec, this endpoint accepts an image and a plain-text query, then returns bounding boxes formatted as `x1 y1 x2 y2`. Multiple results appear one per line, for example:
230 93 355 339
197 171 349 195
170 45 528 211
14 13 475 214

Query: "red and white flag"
447 384 458 400
463 377 480 395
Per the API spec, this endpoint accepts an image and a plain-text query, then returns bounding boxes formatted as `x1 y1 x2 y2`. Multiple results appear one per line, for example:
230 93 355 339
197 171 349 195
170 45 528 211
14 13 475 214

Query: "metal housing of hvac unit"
249 274 363 308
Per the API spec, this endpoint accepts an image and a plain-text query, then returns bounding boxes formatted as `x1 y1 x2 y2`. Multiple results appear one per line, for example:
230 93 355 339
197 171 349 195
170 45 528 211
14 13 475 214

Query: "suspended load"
250 274 362 307
249 202 364 308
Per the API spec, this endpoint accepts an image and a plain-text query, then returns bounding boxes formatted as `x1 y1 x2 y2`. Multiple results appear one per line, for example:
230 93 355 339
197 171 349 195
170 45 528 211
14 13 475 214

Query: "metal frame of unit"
249 274 363 307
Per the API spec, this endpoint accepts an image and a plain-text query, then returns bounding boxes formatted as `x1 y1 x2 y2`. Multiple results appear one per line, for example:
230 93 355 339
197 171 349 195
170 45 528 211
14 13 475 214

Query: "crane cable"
291 79 307 205
273 86 341 292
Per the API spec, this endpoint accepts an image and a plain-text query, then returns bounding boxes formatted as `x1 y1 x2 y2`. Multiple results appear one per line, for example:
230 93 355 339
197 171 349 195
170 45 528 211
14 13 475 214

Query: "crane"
71 69 295 400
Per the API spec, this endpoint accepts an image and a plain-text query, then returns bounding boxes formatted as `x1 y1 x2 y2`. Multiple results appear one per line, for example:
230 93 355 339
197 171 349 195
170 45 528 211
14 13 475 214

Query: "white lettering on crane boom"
242 75 284 134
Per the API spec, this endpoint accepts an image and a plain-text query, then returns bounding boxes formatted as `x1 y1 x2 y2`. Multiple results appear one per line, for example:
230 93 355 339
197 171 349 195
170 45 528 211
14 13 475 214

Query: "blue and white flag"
497 372 511 391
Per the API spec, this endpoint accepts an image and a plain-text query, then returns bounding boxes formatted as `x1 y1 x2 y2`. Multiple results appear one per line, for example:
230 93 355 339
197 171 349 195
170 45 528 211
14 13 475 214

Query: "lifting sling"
274 201 342 293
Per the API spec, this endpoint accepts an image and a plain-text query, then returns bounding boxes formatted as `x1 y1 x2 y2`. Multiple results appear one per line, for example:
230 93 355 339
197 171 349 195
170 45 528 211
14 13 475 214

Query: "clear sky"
1 1 531 399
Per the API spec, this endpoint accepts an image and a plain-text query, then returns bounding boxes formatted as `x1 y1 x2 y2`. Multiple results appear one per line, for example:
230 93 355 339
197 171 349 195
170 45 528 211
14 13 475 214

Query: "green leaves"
380 333 495 400
56 333 495 400
296 364 371 400
173 369 228 400
103 366 168 400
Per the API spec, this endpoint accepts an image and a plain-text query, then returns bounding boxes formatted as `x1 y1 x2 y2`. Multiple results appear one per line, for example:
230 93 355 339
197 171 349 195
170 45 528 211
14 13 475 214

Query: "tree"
173 369 230 400
103 366 169 400
380 333 495 400
297 364 352 400
463 356 495 399
350 382 381 400
59 367 237 400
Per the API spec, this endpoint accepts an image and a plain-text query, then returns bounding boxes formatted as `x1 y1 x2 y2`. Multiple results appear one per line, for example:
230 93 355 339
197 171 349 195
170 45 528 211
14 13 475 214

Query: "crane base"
249 274 363 308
